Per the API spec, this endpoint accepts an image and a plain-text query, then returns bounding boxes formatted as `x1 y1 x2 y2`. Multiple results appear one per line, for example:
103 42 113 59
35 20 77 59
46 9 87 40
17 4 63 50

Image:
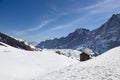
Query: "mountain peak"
75 28 90 34
116 13 120 19
99 13 120 31
109 13 120 21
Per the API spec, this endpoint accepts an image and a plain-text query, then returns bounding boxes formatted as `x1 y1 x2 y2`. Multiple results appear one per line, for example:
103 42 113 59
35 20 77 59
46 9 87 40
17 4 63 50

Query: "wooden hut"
80 48 93 61
80 52 90 61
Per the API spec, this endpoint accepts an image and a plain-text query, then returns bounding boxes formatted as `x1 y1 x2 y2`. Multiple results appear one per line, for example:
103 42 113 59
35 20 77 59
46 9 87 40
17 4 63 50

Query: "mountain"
37 14 120 53
35 46 120 80
0 32 35 51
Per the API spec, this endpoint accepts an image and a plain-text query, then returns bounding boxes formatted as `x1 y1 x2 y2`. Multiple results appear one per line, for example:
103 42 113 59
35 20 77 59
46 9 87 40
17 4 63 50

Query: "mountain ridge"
37 14 120 53
0 32 35 51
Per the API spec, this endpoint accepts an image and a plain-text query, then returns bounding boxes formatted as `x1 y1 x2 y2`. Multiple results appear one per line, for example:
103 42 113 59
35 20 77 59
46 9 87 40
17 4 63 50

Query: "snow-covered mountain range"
38 14 120 53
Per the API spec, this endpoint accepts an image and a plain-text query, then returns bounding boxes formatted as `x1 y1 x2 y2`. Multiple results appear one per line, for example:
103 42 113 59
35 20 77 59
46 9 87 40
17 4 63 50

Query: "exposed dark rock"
0 32 35 51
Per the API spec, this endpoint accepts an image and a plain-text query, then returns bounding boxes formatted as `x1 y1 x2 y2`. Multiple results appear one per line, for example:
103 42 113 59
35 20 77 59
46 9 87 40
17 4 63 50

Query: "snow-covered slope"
35 46 120 80
54 49 81 60
0 32 36 51
0 42 78 80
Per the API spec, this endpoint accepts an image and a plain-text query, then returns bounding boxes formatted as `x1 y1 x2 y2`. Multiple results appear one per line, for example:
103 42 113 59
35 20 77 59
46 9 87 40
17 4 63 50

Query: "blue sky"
0 0 120 42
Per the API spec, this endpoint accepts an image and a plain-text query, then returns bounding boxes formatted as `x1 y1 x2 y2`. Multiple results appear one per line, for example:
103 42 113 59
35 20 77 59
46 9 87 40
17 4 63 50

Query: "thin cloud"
85 0 120 15
51 0 120 31
25 21 49 32
49 2 80 16
50 0 120 16
50 17 85 31
50 24 71 31
16 19 55 35
16 0 120 38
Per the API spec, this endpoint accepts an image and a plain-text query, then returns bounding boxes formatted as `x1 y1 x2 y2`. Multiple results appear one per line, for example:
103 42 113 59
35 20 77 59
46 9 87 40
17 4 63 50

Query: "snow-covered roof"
81 48 94 55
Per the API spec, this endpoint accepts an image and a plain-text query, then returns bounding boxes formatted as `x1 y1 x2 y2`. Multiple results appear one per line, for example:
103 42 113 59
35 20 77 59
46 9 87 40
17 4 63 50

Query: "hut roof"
81 48 94 55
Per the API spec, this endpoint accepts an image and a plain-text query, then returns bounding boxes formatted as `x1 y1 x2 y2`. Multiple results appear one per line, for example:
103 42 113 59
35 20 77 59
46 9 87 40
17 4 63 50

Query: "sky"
0 0 120 42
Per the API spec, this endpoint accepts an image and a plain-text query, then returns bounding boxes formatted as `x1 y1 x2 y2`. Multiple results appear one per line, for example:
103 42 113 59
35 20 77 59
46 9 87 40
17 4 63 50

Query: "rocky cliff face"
0 32 35 51
37 14 120 53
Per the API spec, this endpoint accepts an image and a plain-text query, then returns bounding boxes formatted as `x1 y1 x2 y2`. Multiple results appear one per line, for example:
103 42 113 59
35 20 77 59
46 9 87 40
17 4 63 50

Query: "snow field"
0 42 78 80
35 46 120 80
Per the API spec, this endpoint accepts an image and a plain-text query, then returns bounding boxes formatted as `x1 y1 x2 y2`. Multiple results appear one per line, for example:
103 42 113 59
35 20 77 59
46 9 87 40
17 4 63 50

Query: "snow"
9 36 36 49
53 48 96 60
95 35 100 39
35 46 120 80
54 49 81 60
23 41 36 49
81 48 95 55
29 42 38 46
1 41 120 80
9 36 24 42
0 42 78 80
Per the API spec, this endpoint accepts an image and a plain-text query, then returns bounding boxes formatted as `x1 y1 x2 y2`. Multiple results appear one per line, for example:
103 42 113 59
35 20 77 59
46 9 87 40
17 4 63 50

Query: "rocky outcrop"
0 32 35 51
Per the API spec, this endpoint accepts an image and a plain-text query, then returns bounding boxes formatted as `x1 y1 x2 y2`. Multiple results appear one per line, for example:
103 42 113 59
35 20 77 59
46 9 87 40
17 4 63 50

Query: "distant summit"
37 13 120 53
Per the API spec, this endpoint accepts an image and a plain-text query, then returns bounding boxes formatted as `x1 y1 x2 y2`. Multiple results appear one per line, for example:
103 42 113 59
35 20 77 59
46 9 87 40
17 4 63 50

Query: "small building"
80 52 90 61
80 48 93 61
